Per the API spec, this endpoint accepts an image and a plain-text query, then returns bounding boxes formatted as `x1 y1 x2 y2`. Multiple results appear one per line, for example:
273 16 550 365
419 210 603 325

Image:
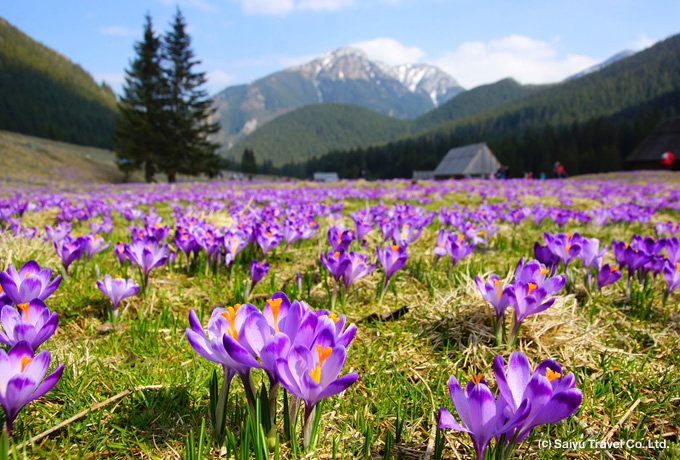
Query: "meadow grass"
0 181 679 459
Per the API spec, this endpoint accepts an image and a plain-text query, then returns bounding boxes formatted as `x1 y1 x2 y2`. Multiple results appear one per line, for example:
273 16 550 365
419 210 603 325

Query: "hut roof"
433 143 500 177
625 117 680 162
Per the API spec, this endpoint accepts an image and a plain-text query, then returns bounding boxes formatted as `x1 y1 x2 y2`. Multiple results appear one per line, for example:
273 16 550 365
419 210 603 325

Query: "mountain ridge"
211 46 464 150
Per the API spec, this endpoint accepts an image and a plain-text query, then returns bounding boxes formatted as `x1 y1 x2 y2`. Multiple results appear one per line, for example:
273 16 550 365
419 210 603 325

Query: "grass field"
0 175 679 459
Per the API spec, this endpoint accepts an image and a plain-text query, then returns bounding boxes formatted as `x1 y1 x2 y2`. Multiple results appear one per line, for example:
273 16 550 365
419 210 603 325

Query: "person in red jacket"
661 151 675 169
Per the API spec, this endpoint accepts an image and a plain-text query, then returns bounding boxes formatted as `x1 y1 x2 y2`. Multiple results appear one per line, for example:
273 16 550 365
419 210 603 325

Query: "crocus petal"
317 372 358 401
438 407 471 432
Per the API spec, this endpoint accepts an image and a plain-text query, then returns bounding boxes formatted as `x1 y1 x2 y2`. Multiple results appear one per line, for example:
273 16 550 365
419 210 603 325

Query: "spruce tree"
161 8 221 182
241 148 257 175
114 14 166 182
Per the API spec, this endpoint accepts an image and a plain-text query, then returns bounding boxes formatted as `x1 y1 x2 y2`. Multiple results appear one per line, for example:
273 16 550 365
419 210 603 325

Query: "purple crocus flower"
0 341 64 435
342 251 375 293
276 341 358 446
186 304 262 410
662 260 680 294
474 274 514 337
255 226 282 255
320 250 351 282
113 241 127 265
224 229 248 266
514 258 565 296
354 220 373 243
444 233 475 273
328 225 354 252
392 222 422 247
611 239 628 269
533 242 559 274
249 260 270 295
578 237 607 270
493 352 583 443
0 260 62 305
597 264 622 290
96 274 139 317
433 228 448 268
83 233 111 262
544 232 582 269
125 237 169 286
376 244 408 299
0 300 58 351
439 375 513 460
44 222 71 243
54 235 86 274
508 277 564 341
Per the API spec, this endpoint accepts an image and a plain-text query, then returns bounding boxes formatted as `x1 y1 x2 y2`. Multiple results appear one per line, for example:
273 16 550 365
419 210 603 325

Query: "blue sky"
4 0 678 96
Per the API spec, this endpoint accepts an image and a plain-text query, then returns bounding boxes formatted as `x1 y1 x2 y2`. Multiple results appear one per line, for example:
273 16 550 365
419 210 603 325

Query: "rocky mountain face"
211 47 464 150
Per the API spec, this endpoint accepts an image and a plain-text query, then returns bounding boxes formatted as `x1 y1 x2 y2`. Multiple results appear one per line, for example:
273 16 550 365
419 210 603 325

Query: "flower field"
0 172 679 459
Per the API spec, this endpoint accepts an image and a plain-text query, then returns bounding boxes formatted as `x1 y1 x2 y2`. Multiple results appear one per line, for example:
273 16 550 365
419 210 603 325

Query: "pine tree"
114 14 166 182
161 8 221 182
241 148 257 175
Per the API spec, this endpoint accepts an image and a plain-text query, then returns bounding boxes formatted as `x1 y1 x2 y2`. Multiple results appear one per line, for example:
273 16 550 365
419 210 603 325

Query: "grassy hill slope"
0 131 128 185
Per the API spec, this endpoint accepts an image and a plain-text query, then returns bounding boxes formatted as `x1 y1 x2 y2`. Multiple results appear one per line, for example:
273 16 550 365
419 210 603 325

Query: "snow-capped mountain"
211 47 464 149
565 50 636 81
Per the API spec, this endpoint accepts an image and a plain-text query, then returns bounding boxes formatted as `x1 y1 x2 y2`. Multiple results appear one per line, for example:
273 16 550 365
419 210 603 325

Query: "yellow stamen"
17 303 30 320
471 373 483 385
25 272 30 278
458 234 464 242
565 244 571 254
676 262 680 273
540 267 549 275
494 279 503 300
546 367 561 382
138 232 144 237
611 266 618 272
334 251 340 259
309 345 333 384
20 356 32 372
391 244 399 252
220 304 241 341
527 282 537 295
328 313 340 323
267 298 283 333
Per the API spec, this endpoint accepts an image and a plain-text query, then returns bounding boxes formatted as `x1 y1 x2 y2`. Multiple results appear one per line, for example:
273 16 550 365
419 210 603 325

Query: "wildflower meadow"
0 172 679 459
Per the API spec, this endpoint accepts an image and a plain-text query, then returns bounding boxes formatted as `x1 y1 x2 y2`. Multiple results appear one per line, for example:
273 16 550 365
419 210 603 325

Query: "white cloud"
235 0 355 15
237 0 295 15
207 69 236 85
433 34 600 89
630 33 656 51
100 26 138 36
157 0 219 12
298 0 355 11
351 37 425 66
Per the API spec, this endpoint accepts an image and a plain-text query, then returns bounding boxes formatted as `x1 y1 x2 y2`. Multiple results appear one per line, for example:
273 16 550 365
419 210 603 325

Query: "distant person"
553 161 566 178
539 172 546 180
661 151 675 170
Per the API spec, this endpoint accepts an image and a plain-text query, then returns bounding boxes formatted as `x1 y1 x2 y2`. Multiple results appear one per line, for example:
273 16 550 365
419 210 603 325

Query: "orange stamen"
471 373 483 385
546 367 561 382
17 303 30 320
328 313 340 323
20 356 32 372
527 282 537 295
267 298 283 333
494 279 503 300
220 304 241 341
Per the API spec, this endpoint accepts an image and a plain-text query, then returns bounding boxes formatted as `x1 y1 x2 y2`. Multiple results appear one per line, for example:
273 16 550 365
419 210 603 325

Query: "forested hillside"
274 33 680 178
0 18 118 148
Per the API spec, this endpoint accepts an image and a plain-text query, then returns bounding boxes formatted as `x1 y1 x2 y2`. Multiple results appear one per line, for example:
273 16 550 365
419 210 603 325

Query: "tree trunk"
168 172 177 183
